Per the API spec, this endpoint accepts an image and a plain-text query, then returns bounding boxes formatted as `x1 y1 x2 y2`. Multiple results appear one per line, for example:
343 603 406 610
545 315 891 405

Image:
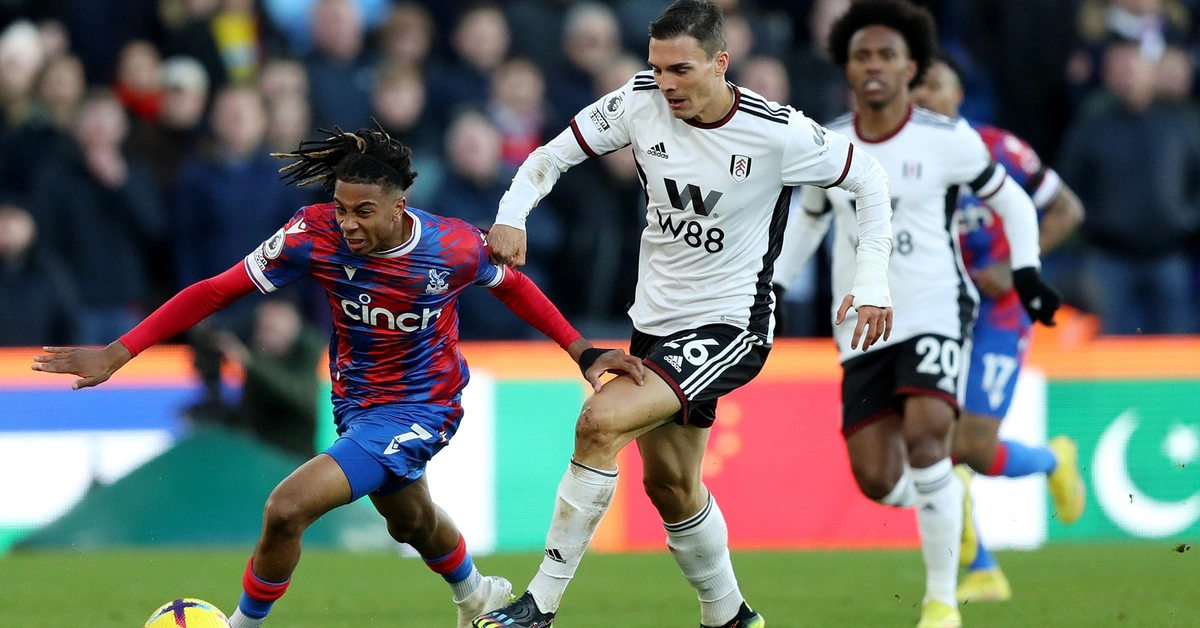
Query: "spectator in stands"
37 55 84 134
372 63 437 155
209 0 281 84
305 0 373 130
0 20 57 201
548 3 620 129
1067 0 1192 108
265 91 311 153
262 0 389 56
33 90 163 344
58 0 160 84
128 56 209 199
0 202 81 346
378 3 435 70
163 0 228 92
0 20 44 128
737 55 790 103
1156 44 1195 102
433 111 560 339
788 0 850 126
174 86 305 290
113 41 163 123
489 58 547 169
1059 42 1200 334
257 57 307 105
36 20 70 62
723 10 755 74
429 4 510 119
212 298 324 459
371 63 441 203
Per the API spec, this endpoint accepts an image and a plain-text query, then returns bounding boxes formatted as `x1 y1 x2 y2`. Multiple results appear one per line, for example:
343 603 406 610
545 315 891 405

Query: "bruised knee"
575 395 624 458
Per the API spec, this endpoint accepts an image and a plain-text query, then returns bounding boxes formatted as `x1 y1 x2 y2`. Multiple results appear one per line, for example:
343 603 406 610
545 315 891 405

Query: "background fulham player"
475 2 893 627
773 2 1061 627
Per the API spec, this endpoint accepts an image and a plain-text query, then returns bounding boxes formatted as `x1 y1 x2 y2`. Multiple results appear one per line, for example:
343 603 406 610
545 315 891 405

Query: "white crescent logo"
1093 410 1200 538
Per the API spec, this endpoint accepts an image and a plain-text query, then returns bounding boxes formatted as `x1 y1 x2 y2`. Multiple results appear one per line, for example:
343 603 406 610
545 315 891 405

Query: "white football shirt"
803 106 1008 360
496 71 890 342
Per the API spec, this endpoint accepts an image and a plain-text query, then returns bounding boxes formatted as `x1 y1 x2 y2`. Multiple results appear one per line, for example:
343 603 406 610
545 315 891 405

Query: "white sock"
912 458 963 607
451 565 483 603
228 610 266 628
527 460 618 613
665 494 745 627
880 465 917 507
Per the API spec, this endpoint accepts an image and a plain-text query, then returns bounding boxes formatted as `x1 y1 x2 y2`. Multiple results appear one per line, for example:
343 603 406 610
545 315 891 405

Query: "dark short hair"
828 0 939 88
273 123 418 194
930 52 965 86
648 0 726 59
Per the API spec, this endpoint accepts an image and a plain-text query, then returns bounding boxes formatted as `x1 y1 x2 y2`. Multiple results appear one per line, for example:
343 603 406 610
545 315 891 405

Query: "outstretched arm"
31 263 255 388
487 267 643 391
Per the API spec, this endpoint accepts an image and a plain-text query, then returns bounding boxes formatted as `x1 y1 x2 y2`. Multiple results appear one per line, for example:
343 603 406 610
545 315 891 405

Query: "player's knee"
262 495 312 538
851 462 901 502
574 397 623 456
385 514 433 545
642 474 698 514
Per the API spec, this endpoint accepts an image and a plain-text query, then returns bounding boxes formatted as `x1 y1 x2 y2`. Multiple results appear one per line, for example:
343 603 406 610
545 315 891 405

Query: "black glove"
772 284 788 336
1012 267 1061 326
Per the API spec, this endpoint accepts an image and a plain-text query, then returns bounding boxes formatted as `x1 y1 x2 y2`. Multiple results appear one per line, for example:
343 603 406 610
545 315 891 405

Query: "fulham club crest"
730 154 752 182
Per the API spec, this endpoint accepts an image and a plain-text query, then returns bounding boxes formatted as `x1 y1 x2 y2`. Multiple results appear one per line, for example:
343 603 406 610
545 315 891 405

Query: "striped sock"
665 494 745 627
424 534 482 602
228 558 289 628
912 459 963 607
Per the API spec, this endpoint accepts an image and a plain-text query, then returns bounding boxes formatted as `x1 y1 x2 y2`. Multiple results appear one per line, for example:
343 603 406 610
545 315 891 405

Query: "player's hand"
31 342 133 389
1012 267 1061 327
583 348 643 393
487 223 527 267
835 294 893 352
584 349 644 392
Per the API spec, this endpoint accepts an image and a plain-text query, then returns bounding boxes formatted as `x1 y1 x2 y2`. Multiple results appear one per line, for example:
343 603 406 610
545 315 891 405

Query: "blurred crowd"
1 0 1199 351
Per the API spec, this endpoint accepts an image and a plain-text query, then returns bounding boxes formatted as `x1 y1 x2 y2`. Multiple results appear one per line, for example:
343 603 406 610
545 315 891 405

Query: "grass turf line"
0 546 1195 627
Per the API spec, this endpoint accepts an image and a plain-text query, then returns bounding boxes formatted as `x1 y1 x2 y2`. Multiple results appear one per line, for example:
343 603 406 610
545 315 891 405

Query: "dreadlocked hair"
272 123 418 194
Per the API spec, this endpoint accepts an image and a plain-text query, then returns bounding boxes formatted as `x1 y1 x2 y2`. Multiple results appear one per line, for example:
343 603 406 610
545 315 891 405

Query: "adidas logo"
937 375 956 395
647 142 669 159
544 548 566 563
664 354 684 372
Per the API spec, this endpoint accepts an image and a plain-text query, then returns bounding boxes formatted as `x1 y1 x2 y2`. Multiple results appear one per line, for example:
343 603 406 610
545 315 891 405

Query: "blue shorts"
324 399 463 502
963 323 1031 419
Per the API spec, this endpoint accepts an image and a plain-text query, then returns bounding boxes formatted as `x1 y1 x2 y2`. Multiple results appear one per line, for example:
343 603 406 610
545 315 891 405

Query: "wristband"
579 348 616 376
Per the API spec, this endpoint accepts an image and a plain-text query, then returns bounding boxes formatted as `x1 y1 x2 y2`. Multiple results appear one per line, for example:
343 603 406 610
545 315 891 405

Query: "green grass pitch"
0 546 1195 627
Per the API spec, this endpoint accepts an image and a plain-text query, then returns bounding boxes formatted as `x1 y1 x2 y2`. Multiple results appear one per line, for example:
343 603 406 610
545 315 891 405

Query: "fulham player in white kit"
476 2 894 627
773 2 1061 627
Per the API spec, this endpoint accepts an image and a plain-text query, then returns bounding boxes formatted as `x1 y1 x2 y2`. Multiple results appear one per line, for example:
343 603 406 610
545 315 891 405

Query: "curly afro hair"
827 0 939 88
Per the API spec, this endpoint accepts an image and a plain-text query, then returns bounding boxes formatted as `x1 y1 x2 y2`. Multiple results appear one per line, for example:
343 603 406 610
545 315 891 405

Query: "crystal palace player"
773 2 1061 627
476 2 894 627
913 55 1087 604
31 127 643 628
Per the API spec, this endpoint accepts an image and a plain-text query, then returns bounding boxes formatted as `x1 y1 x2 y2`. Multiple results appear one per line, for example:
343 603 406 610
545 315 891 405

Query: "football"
144 598 230 628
